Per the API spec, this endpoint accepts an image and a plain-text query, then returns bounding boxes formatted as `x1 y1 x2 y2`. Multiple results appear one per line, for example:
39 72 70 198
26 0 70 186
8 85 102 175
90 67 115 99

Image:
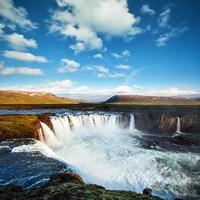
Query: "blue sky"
0 0 199 101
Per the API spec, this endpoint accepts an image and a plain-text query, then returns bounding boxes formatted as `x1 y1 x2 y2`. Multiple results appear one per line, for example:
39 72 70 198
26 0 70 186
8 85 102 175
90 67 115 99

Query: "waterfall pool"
0 110 200 200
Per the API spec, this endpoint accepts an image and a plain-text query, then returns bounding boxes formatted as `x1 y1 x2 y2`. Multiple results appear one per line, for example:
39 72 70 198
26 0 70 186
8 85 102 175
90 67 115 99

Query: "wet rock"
3 184 23 192
143 188 152 195
134 112 162 133
170 135 196 147
159 114 177 133
38 114 54 131
87 184 105 190
0 172 163 200
0 146 11 155
49 172 84 185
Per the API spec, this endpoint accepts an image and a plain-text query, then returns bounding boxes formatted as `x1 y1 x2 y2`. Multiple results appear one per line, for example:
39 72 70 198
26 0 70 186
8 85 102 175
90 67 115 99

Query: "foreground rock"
0 172 162 200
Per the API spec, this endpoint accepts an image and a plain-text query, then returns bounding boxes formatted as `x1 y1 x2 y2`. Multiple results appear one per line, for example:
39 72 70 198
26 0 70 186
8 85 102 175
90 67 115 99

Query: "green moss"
0 182 162 200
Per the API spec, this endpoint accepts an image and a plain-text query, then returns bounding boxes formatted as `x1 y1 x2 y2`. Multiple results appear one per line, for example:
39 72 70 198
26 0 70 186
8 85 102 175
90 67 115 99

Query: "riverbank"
0 171 162 200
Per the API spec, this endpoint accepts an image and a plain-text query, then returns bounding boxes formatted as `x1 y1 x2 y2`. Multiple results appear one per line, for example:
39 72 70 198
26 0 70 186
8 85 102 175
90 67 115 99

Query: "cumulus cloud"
146 86 200 97
0 0 36 30
4 33 38 50
116 64 131 70
58 58 80 72
94 53 103 59
112 50 130 58
155 27 188 47
50 0 141 53
3 50 48 63
158 7 171 28
141 4 155 15
47 80 72 88
0 62 43 76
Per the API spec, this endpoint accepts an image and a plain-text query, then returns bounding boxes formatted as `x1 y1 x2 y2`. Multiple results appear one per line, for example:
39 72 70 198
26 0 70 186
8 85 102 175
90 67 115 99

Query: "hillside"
104 95 200 105
0 90 80 104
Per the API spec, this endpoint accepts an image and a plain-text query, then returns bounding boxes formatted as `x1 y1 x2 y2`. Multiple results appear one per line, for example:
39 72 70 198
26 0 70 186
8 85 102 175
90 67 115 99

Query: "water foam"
38 112 200 200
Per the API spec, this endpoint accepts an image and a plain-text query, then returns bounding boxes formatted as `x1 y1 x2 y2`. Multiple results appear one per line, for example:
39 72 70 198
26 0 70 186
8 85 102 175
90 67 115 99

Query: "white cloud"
122 50 130 56
96 65 109 74
3 51 48 63
0 0 36 30
96 65 126 78
85 64 128 79
116 64 131 70
0 62 43 76
46 80 73 93
4 33 37 50
112 50 130 58
0 23 5 37
112 52 121 59
58 58 80 72
146 86 200 97
94 53 103 59
158 7 171 28
2 78 199 102
155 27 188 47
107 73 126 78
141 4 155 15
50 0 141 53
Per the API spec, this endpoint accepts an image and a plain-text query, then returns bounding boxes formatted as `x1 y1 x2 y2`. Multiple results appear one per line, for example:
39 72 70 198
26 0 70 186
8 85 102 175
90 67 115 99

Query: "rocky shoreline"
0 171 163 200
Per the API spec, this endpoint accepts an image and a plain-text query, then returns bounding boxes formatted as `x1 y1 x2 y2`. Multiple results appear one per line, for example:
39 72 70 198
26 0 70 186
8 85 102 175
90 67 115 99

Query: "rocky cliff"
134 109 200 133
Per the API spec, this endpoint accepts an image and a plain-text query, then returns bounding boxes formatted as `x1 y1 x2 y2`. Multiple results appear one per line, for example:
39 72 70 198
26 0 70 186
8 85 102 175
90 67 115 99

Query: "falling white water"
39 122 59 148
38 112 200 200
176 117 181 133
129 114 135 130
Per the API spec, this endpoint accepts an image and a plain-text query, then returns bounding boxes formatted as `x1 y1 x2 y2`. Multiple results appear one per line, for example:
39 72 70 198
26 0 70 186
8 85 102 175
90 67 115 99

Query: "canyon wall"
0 106 200 140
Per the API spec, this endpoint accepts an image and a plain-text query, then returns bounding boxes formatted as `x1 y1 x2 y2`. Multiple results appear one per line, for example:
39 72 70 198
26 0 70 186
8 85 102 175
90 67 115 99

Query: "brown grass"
0 115 39 139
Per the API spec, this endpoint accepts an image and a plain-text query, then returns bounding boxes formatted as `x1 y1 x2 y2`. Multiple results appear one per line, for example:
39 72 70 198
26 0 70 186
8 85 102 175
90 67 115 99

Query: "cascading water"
38 112 200 200
176 117 181 133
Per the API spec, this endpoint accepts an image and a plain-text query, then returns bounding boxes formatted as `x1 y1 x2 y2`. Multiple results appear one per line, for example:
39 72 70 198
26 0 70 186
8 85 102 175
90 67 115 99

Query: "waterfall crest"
39 113 135 147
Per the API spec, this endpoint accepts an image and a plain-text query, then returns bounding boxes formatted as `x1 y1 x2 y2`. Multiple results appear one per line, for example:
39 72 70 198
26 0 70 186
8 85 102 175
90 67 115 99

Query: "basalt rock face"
38 114 54 131
0 172 162 200
134 110 200 134
181 114 200 133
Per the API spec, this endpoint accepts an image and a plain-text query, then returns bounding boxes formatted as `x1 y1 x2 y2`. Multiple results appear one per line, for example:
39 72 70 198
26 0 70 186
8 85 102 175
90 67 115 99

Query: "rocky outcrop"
38 114 54 131
0 172 162 200
134 111 200 134
0 114 55 140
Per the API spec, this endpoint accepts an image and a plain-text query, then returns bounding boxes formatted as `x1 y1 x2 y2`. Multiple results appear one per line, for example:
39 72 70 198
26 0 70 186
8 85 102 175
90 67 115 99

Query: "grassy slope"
0 91 79 104
105 95 200 105
0 115 39 139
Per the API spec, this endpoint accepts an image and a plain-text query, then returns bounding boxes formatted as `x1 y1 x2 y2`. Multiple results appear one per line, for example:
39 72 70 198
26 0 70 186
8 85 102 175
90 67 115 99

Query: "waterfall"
176 117 181 133
39 122 59 148
35 112 198 199
39 113 135 147
129 114 135 130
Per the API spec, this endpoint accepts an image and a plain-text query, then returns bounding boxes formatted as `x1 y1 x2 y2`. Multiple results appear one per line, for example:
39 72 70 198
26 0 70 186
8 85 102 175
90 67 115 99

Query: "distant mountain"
104 95 200 105
0 90 80 104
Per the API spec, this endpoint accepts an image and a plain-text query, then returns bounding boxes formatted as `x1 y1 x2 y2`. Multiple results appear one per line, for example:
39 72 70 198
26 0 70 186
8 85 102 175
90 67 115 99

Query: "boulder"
49 172 84 185
143 188 152 196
